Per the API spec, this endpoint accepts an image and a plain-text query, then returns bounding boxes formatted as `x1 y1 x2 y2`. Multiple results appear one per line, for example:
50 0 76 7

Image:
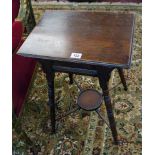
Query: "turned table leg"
46 70 56 133
69 73 73 85
98 69 118 144
118 68 128 91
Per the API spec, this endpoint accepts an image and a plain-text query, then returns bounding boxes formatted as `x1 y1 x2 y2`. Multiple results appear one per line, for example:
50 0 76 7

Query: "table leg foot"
104 95 118 144
49 107 56 133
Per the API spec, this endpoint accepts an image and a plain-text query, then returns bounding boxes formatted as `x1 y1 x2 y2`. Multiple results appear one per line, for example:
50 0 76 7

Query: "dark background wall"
68 0 141 2
33 0 142 3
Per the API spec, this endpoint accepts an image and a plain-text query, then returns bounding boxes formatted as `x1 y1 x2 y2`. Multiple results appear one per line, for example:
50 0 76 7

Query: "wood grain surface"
18 10 135 68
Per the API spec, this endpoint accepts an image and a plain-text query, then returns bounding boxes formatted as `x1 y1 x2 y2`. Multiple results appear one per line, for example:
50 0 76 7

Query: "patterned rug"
12 5 141 155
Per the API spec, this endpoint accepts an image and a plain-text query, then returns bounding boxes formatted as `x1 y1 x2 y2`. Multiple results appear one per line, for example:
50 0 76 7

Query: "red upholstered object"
12 0 20 23
13 47 36 116
12 0 22 52
12 21 23 52
12 0 36 116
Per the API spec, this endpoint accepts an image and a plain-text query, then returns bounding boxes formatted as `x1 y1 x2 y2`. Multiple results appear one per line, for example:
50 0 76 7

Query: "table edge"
18 53 131 69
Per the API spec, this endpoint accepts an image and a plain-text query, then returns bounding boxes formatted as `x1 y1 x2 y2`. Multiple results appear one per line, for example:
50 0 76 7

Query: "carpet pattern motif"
12 6 141 155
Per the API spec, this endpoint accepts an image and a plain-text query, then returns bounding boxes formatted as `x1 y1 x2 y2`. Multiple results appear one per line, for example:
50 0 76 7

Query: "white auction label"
70 52 82 59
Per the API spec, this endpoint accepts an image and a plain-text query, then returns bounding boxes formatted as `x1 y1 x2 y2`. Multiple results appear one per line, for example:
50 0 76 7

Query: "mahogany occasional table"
17 10 135 144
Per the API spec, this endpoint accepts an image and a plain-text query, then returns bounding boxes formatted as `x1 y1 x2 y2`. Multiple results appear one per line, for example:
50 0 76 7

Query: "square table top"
18 10 135 68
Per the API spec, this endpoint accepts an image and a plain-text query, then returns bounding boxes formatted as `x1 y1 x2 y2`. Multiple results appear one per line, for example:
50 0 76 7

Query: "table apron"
52 66 98 77
38 59 115 77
